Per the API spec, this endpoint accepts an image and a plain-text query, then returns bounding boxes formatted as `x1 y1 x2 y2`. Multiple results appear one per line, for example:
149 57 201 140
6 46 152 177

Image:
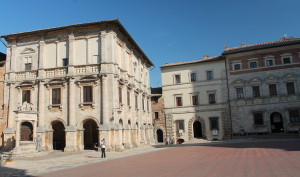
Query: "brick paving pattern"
1 139 300 177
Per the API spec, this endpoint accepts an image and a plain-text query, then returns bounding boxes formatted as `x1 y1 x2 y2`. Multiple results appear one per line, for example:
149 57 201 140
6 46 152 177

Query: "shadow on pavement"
152 139 300 151
0 166 33 177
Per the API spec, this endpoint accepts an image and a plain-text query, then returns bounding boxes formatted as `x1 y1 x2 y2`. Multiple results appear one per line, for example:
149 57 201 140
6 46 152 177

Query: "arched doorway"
156 129 163 142
52 121 65 150
83 119 99 149
20 122 33 141
270 112 284 133
193 121 202 138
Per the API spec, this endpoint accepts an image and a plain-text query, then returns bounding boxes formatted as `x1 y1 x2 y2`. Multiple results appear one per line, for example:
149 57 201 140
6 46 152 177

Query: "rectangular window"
209 94 215 104
176 120 185 131
176 96 182 106
190 73 196 82
175 75 181 84
236 88 244 99
206 71 213 80
269 84 277 96
210 118 219 130
234 64 241 70
286 82 295 94
254 113 264 125
266 59 273 66
154 112 159 120
135 95 138 109
22 90 31 103
289 110 300 123
192 95 198 105
253 86 260 97
119 87 122 104
52 88 61 104
63 58 69 66
83 86 93 102
147 99 149 111
127 91 130 106
249 62 257 68
283 57 291 64
25 63 32 71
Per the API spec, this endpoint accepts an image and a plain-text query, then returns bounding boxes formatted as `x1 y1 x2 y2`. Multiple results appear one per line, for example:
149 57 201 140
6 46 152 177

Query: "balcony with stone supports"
44 67 68 78
74 64 100 75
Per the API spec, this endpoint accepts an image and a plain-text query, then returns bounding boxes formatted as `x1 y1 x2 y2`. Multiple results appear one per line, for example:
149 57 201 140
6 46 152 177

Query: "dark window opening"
22 90 31 103
83 86 93 102
254 113 264 125
52 88 61 104
210 118 219 130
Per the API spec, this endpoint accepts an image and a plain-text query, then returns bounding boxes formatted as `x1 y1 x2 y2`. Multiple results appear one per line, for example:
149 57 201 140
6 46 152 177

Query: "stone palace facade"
1 19 155 153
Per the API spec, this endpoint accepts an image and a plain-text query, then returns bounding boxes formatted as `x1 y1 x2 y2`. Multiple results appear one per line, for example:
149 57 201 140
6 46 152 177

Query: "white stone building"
223 37 300 135
161 56 231 141
1 19 154 153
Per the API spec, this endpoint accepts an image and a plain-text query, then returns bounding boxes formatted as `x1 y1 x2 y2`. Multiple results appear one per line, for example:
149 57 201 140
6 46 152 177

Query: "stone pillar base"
124 143 134 149
65 126 77 152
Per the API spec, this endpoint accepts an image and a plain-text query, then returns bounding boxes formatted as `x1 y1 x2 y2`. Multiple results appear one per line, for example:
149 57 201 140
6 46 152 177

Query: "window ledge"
79 102 95 109
48 104 63 110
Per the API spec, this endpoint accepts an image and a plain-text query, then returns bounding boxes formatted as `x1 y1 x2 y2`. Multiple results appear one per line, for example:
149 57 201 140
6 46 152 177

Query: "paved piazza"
1 139 300 177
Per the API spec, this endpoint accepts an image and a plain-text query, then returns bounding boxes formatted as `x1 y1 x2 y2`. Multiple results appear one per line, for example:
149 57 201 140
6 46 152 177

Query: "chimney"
290 36 295 39
224 45 228 50
241 42 246 47
280 36 286 40
203 55 209 59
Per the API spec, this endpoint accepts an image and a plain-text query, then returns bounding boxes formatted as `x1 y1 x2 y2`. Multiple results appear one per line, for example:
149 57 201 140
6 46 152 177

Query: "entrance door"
20 122 33 141
270 112 284 133
52 121 66 150
156 129 163 142
83 119 98 149
193 121 202 138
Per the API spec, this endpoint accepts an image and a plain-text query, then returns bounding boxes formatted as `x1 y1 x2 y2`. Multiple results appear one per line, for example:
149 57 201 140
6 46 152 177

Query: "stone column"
38 80 45 128
15 120 20 148
38 40 45 79
65 78 77 151
68 33 75 75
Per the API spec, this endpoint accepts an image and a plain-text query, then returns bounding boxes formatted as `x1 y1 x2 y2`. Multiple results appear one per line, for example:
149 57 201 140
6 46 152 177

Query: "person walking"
34 134 42 152
100 138 106 158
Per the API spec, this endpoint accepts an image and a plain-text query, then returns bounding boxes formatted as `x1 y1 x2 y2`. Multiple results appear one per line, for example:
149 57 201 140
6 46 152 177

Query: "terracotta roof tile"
161 56 223 68
223 37 300 54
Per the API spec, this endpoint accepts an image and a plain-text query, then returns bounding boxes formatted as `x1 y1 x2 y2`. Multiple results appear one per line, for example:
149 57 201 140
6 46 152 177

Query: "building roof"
0 52 6 62
160 56 223 68
222 37 300 55
0 19 154 66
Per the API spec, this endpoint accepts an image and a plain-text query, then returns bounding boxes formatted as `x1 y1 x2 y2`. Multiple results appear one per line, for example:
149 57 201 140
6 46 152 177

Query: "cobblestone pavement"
1 138 300 177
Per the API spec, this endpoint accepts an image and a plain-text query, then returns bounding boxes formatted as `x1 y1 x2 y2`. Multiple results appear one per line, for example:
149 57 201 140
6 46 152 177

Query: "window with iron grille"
175 75 181 84
253 86 260 97
209 94 215 104
192 95 198 105
25 63 32 71
190 73 196 82
210 117 219 130
52 88 61 104
176 96 182 106
289 110 300 123
83 86 93 102
253 113 264 125
234 64 241 70
286 82 295 94
269 84 277 96
283 57 291 64
236 88 244 99
206 71 213 80
22 90 31 103
249 61 258 68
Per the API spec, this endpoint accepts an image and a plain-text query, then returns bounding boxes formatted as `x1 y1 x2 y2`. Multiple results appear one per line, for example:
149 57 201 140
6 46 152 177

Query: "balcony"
15 71 37 80
75 65 99 74
45 68 68 78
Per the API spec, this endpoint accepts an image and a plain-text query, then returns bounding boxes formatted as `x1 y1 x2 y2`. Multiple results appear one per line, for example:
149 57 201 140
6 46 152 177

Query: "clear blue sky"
1 0 300 87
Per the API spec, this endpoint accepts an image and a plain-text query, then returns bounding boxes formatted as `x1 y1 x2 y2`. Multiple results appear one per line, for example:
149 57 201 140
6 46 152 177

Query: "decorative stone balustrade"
45 68 68 77
15 71 37 79
75 65 99 74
